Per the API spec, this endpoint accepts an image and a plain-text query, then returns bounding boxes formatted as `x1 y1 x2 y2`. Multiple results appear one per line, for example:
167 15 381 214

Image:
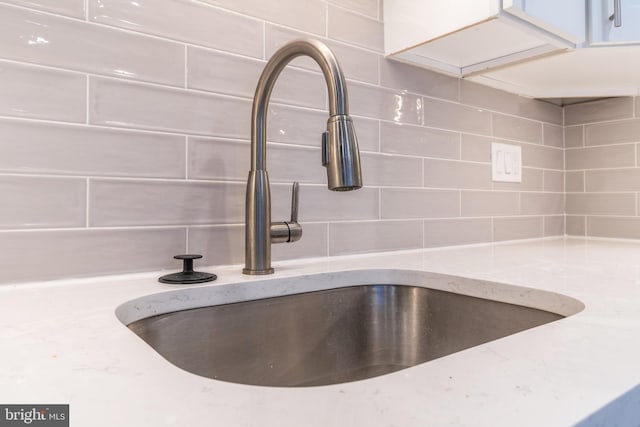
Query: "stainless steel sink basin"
127 283 568 387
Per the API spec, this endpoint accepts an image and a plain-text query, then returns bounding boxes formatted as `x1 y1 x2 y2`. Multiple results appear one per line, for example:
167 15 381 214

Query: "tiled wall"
0 0 564 284
565 97 640 238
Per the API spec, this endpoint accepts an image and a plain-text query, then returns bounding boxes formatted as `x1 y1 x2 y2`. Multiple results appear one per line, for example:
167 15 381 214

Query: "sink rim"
116 268 585 326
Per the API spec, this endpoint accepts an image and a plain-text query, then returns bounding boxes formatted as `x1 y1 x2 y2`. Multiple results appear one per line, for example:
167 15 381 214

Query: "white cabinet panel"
590 0 640 45
383 0 500 55
504 0 586 43
384 0 580 77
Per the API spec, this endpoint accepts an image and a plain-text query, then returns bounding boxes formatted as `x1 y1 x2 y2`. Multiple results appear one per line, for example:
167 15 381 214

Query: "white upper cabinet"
384 0 586 77
589 0 640 45
468 1 640 98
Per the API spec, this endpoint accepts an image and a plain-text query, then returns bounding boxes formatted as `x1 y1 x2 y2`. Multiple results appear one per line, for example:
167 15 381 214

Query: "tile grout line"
184 136 189 180
85 75 90 125
184 45 188 89
325 3 329 38
262 21 266 60
490 217 494 242
325 223 330 257
85 178 90 228
0 215 573 235
562 105 566 236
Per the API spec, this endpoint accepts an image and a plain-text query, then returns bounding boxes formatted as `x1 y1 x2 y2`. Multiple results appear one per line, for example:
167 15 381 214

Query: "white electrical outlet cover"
491 142 522 183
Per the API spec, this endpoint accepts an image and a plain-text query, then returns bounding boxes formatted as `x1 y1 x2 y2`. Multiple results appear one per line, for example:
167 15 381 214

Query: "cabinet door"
590 0 640 44
503 0 586 44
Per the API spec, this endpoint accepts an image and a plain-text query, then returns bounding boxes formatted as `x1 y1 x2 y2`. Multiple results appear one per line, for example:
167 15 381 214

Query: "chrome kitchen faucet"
243 38 363 275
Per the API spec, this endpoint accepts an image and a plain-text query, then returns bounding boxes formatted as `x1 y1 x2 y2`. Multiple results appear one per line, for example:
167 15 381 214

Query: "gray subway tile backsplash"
520 192 564 216
380 122 460 159
565 171 585 193
0 119 185 178
265 104 330 146
0 4 184 86
89 0 264 58
349 82 423 124
460 134 492 163
0 176 86 229
585 168 640 192
423 98 491 135
329 220 423 256
544 216 565 236
516 98 563 126
423 218 492 247
587 216 640 239
187 137 250 181
492 113 543 144
0 61 86 123
89 179 246 226
187 225 244 267
89 77 252 137
543 170 564 193
565 193 636 216
493 216 544 242
543 124 563 148
564 97 634 125
380 59 459 101
328 0 378 19
459 80 522 117
265 25 380 84
459 80 562 125
202 0 326 36
0 228 186 283
423 159 492 190
521 144 564 170
271 184 380 222
187 48 264 98
3 0 85 18
585 119 640 146
564 126 584 148
360 153 422 187
461 191 520 217
492 168 543 192
9 0 631 284
381 189 460 219
565 144 635 170
327 5 384 52
188 47 326 110
566 216 586 236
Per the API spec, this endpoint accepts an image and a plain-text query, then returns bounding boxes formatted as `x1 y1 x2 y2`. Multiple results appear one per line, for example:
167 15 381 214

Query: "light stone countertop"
2 236 640 426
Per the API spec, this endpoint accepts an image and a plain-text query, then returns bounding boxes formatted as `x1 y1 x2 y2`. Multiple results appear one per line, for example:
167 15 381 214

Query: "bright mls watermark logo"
0 405 68 427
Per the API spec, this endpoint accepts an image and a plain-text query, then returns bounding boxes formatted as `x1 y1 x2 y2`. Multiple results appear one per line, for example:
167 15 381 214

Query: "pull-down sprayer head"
324 114 362 191
248 38 363 189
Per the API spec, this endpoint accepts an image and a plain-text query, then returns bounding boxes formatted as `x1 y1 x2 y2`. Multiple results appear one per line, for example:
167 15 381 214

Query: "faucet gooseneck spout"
243 38 363 275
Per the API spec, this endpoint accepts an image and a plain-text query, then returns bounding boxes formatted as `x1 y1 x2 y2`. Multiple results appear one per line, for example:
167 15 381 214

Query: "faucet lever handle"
290 181 299 223
270 182 302 244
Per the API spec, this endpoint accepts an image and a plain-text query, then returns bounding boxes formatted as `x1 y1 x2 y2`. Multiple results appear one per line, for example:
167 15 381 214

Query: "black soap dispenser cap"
158 254 217 284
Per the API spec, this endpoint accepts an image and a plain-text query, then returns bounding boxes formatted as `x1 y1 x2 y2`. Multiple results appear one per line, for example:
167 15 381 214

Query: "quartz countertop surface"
2 237 640 426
